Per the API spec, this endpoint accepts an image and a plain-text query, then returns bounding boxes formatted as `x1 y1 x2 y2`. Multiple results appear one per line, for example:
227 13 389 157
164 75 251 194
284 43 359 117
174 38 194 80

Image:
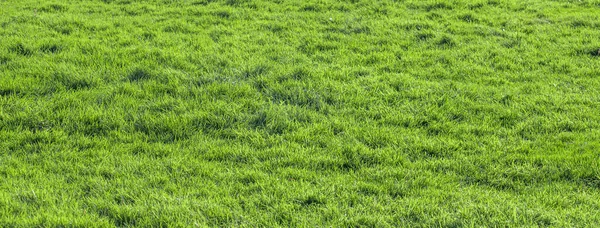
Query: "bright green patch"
1 0 600 226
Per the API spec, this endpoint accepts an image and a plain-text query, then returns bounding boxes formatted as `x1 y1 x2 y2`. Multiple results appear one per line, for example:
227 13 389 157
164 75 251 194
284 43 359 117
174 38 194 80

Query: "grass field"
1 0 600 226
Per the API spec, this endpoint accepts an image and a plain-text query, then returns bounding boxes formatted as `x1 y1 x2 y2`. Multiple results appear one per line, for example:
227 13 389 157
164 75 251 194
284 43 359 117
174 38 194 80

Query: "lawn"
1 0 600 226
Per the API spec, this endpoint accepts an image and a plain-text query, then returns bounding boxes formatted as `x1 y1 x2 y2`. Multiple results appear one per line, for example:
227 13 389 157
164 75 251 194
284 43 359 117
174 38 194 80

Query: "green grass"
1 0 600 226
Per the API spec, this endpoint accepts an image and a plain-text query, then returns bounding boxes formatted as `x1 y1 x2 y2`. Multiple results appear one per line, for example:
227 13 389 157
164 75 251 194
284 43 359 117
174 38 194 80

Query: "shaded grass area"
1 0 600 226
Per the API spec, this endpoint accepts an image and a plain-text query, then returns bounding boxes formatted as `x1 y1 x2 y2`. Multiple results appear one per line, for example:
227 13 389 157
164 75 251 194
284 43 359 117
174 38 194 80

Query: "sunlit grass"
1 0 600 226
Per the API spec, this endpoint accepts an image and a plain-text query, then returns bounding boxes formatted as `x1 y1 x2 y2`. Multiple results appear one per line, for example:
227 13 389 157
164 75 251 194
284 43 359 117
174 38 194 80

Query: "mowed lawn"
1 0 600 226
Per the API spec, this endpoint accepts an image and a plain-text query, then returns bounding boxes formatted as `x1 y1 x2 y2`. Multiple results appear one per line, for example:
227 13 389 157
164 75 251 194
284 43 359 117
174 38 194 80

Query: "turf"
1 0 600 226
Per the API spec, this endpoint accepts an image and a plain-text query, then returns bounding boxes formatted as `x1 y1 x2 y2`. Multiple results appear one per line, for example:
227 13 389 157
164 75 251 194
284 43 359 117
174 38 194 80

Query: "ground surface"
1 0 600 226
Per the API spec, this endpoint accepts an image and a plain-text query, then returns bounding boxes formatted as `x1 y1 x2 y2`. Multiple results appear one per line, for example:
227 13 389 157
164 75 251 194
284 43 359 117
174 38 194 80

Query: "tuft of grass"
127 68 153 82
39 44 63 54
9 43 33 56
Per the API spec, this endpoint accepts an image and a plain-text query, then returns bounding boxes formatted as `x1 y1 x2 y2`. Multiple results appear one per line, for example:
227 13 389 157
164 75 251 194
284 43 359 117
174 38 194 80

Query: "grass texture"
1 0 600 226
